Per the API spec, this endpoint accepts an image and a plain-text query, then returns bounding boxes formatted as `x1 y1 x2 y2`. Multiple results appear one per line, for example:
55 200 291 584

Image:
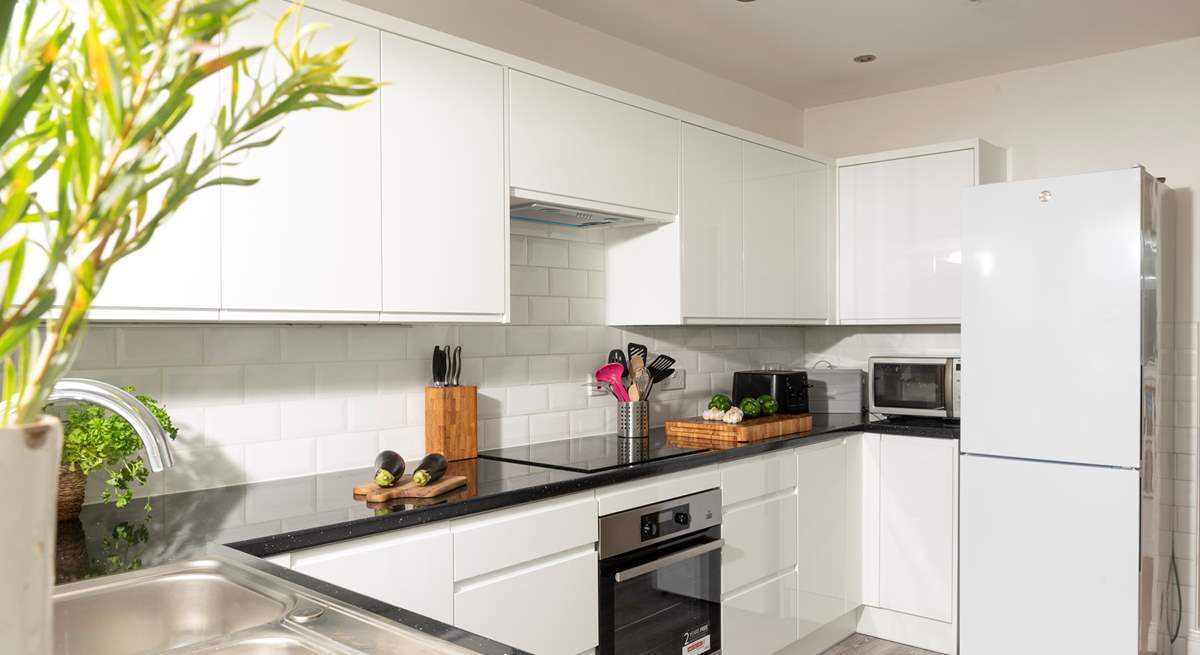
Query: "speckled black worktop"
57 412 955 654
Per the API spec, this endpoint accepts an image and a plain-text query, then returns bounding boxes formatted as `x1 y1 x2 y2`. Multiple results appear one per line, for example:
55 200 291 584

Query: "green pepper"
739 397 762 418
709 394 733 411
760 397 779 416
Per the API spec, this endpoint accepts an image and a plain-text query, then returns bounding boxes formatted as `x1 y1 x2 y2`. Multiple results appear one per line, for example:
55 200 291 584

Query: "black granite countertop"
57 412 956 654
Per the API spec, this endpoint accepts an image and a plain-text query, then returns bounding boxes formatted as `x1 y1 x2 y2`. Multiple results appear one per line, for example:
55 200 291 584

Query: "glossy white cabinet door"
454 547 598 655
380 34 505 319
838 148 973 323
220 1 381 317
290 524 453 625
795 438 848 638
878 435 957 622
681 124 742 319
509 70 679 215
722 570 800 655
742 141 801 319
93 76 221 317
722 492 799 594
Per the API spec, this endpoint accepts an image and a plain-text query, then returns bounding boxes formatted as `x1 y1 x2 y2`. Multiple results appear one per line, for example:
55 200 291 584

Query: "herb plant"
61 386 177 509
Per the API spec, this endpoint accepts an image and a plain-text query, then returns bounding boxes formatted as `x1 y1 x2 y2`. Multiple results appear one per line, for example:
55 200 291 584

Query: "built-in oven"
598 488 722 655
868 356 961 418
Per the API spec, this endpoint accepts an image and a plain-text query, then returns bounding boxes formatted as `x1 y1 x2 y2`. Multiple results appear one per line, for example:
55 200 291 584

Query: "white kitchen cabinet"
723 570 800 655
91 77 221 320
877 435 957 622
681 124 743 319
795 437 849 639
508 70 679 218
722 493 799 594
837 139 1005 325
219 1 382 320
379 34 506 322
288 523 454 625
454 546 597 655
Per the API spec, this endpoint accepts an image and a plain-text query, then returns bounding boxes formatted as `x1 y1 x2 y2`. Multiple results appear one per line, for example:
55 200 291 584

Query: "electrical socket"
656 369 686 391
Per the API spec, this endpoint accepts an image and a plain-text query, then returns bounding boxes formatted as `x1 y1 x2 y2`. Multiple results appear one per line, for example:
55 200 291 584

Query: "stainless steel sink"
53 557 476 655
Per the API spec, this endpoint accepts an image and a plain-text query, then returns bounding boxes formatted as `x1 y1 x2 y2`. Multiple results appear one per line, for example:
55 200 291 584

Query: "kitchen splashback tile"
483 416 530 450
282 326 349 363
529 411 570 442
484 356 529 387
587 271 605 298
71 367 164 398
245 439 316 483
163 365 243 407
550 268 588 297
510 296 530 324
507 385 549 415
528 238 569 268
348 326 408 361
245 363 315 402
548 381 587 411
166 445 246 493
460 325 507 357
205 402 282 446
282 398 347 440
511 266 549 296
378 427 424 462
510 236 529 266
205 326 281 365
568 242 604 271
405 325 460 360
119 326 204 366
74 327 117 368
529 296 569 324
379 360 429 393
569 298 605 325
316 362 379 398
508 326 550 355
316 432 378 474
549 326 588 354
529 355 570 384
347 394 407 431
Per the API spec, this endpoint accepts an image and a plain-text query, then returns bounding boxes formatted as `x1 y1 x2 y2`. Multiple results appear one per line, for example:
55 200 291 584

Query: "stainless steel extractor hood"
509 201 648 229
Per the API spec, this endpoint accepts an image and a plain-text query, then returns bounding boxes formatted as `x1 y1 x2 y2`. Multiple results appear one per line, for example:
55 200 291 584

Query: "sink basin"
53 557 477 655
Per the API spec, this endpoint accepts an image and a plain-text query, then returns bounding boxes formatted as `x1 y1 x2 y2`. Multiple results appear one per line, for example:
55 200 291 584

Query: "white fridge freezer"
960 167 1172 654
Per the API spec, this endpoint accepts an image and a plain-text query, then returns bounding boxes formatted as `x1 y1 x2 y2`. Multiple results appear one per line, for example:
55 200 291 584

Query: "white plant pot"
0 417 63 654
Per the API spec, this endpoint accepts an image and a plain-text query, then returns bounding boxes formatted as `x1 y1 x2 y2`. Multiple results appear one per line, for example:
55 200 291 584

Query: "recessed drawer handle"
613 539 724 583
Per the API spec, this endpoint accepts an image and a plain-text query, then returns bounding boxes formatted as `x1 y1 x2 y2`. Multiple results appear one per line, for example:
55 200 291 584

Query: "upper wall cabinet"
508 70 680 218
219 1 383 321
379 34 507 322
837 139 1005 325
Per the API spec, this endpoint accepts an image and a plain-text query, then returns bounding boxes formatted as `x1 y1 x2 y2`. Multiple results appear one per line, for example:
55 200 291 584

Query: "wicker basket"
56 465 86 522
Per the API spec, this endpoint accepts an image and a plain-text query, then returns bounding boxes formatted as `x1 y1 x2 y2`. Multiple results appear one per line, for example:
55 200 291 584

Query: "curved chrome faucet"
47 378 175 471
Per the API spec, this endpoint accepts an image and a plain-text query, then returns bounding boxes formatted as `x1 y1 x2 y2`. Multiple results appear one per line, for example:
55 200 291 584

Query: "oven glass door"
873 361 947 412
599 528 721 655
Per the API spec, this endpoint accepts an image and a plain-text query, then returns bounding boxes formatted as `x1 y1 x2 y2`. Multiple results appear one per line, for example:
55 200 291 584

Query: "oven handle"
613 538 725 583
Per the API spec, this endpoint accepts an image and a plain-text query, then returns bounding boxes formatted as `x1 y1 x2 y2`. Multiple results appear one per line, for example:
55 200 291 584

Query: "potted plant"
56 387 178 520
0 1 378 651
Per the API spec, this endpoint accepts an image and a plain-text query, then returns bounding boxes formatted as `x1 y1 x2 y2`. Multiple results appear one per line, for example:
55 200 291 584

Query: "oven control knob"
674 512 690 526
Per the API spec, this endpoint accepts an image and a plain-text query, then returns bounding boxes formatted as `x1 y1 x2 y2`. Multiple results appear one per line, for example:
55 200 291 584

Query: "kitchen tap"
47 378 175 471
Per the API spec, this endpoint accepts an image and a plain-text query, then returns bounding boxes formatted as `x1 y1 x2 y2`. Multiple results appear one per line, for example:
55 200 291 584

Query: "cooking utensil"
627 342 648 364
650 367 675 384
628 355 649 402
450 346 462 386
595 363 630 403
647 354 675 377
432 347 447 387
608 349 629 385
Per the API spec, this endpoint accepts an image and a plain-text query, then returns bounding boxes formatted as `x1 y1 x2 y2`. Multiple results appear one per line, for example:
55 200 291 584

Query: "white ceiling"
521 0 1200 108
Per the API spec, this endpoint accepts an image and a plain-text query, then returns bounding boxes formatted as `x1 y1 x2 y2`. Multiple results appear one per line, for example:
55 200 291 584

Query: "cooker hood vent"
509 201 648 229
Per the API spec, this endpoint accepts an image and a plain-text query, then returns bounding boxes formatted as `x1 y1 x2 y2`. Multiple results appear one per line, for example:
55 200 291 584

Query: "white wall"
345 0 804 146
805 37 1200 650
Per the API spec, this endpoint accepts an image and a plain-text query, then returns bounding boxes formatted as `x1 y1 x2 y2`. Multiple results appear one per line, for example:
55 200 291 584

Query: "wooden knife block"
425 386 477 461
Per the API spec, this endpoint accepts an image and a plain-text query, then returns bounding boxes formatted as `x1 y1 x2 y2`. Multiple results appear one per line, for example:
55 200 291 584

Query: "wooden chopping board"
665 414 812 444
353 474 468 503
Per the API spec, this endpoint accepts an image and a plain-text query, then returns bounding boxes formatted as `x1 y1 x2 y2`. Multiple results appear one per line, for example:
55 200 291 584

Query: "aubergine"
411 453 448 487
373 450 406 487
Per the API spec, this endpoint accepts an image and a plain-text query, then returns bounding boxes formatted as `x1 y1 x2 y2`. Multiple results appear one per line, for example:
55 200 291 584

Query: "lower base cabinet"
723 570 800 655
453 547 598 655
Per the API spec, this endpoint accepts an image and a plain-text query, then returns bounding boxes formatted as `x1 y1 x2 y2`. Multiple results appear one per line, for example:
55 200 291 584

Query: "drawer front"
454 547 599 655
595 466 721 515
452 492 597 581
290 524 453 624
721 492 799 594
722 570 800 655
720 451 798 506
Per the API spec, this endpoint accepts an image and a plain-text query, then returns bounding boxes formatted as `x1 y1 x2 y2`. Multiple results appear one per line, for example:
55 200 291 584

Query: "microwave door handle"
613 539 725 583
945 360 954 411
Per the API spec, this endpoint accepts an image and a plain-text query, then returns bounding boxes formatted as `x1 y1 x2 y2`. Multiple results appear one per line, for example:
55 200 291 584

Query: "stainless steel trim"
510 201 647 228
599 488 722 559
613 539 725 583
868 356 960 418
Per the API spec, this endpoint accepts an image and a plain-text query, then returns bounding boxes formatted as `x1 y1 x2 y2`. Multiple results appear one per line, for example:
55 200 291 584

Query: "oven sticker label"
681 624 711 655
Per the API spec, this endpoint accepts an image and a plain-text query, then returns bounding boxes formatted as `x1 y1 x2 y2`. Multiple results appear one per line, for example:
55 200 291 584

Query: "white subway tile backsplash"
510 236 528 266
461 325 507 357
347 394 407 431
166 445 245 492
163 365 243 407
569 353 605 382
529 411 570 442
529 296 569 324
711 327 737 348
205 326 280 365
550 268 589 297
570 298 605 325
75 327 117 368
281 326 348 363
348 326 407 361
245 438 316 483
405 326 459 360
507 385 549 415
205 402 281 446
511 266 549 296
244 363 315 402
379 427 425 462
119 326 204 366
379 360 429 393
507 326 550 355
484 357 529 387
316 362 379 398
282 398 347 440
529 355 569 384
587 271 605 298
510 296 529 324
568 242 604 270
587 326 622 354
73 367 164 398
684 327 712 350
550 326 588 354
483 416 530 450
569 407 606 436
548 382 588 411
405 393 425 426
528 238 569 268
476 387 506 419
316 432 378 473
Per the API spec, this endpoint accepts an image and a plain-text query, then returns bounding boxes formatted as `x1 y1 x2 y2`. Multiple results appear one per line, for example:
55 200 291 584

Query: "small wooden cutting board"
665 414 812 444
353 474 468 502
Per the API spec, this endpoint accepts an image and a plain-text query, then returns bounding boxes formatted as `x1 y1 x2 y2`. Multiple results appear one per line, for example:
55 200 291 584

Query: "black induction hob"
477 430 707 474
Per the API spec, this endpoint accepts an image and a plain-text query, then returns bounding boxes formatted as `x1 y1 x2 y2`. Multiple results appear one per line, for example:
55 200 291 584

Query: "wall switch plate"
657 369 686 391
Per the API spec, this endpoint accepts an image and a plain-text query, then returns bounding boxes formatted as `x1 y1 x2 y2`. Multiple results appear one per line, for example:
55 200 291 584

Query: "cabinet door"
838 148 973 323
723 570 800 655
93 76 221 317
878 435 957 622
795 439 848 638
454 547 598 655
681 124 742 319
509 70 679 215
380 34 505 319
219 1 381 317
722 493 799 594
290 524 453 624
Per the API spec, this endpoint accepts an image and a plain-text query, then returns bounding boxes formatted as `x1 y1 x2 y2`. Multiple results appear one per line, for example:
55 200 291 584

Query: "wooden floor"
822 633 943 655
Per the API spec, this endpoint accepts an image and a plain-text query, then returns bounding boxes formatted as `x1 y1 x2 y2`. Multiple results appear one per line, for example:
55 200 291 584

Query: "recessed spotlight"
736 0 756 3
853 54 878 63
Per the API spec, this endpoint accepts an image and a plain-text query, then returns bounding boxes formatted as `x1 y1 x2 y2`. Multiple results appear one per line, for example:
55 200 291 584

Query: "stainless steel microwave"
868 356 961 418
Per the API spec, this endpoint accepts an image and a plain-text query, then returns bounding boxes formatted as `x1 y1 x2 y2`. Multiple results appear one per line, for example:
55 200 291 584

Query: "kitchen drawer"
720 451 798 506
595 466 721 515
290 523 453 625
721 492 799 594
722 570 800 655
451 492 596 581
454 546 598 655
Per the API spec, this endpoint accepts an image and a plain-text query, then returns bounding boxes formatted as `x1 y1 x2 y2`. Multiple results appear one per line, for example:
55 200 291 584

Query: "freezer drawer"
960 454 1139 655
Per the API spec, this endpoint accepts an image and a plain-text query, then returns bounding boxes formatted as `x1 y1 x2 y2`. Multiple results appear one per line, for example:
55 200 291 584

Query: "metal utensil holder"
617 400 650 438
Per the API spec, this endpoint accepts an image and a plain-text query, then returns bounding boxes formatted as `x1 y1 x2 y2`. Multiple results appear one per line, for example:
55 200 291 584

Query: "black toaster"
732 370 809 414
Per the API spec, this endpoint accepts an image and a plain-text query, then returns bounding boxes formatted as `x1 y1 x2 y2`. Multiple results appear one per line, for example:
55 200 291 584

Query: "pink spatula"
595 363 630 402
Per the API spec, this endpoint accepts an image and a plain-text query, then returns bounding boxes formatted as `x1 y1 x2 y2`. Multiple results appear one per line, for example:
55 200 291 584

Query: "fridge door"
960 454 1140 655
961 168 1143 467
